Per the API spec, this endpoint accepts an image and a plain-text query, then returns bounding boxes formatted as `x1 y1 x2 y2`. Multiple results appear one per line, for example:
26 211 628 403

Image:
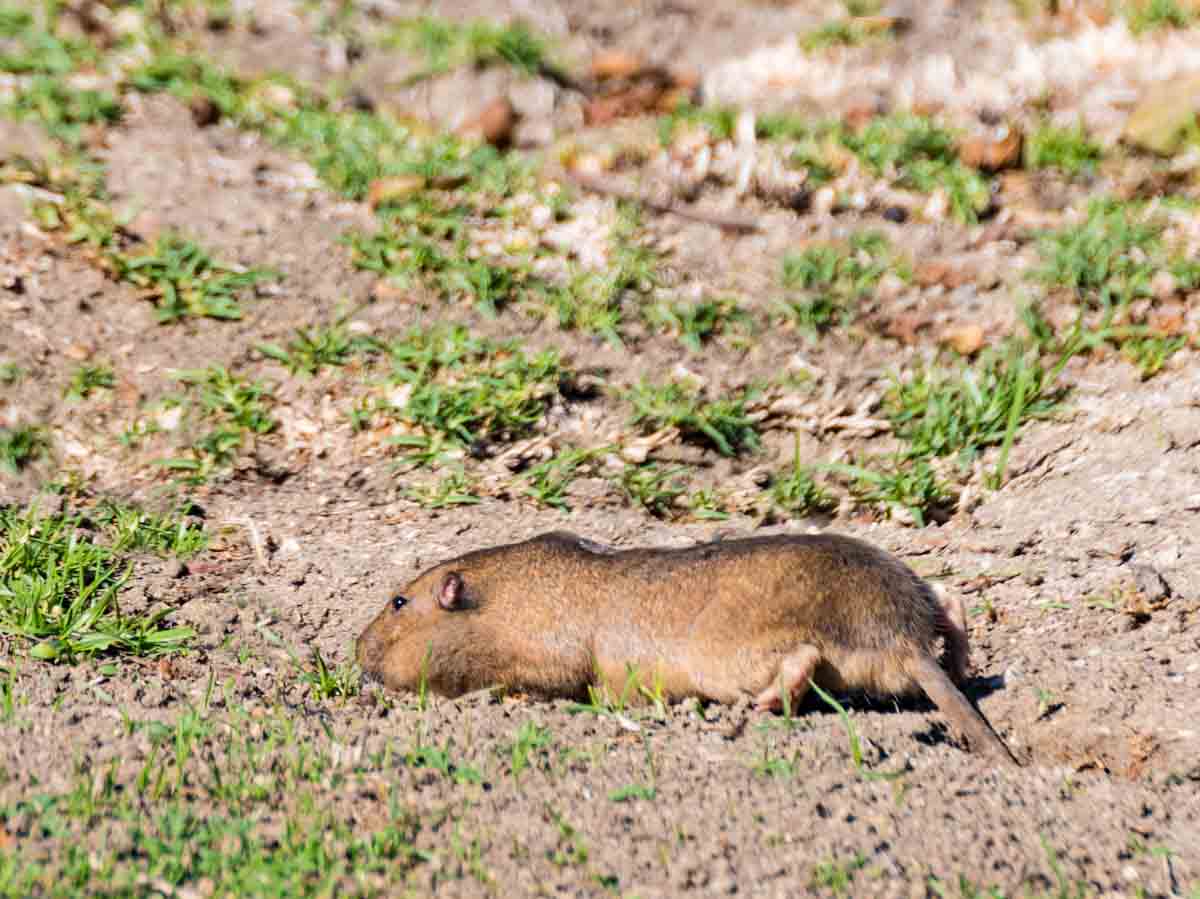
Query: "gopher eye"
391 594 409 611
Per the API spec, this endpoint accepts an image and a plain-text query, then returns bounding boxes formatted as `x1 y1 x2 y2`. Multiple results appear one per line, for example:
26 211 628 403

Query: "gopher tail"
907 654 1021 766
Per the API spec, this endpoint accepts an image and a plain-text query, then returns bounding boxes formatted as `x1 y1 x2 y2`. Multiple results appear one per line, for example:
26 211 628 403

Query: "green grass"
157 366 277 481
0 4 98 76
1032 198 1197 378
131 51 531 204
508 720 553 782
618 463 689 518
7 76 122 145
64 363 114 400
0 703 431 893
521 447 608 511
382 326 566 462
1128 0 1195 32
771 437 837 517
537 205 658 346
811 851 868 896
828 456 955 526
89 500 208 556
883 344 1066 471
1035 198 1161 309
626 380 760 457
642 297 749 352
299 648 360 701
800 19 880 50
840 113 992 222
1024 123 1102 175
383 16 559 83
258 320 380 375
116 235 276 323
0 426 47 474
404 469 481 508
777 230 901 336
0 362 22 384
0 504 198 662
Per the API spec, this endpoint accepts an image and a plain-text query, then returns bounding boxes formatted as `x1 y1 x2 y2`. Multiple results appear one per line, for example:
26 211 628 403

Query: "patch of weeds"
626 380 760 456
404 469 481 508
118 419 162 450
115 234 276 323
567 664 659 716
884 344 1067 471
90 500 208 556
811 852 868 896
0 5 98 75
1128 0 1194 32
405 737 482 785
0 704 431 891
546 805 590 868
0 505 196 662
132 52 530 203
509 720 552 782
64 362 114 400
609 783 656 802
157 366 277 481
540 204 659 345
618 463 689 518
751 738 798 778
522 447 607 511
1024 122 1102 175
299 648 360 701
7 77 122 145
0 426 47 474
657 102 738 145
686 488 730 521
777 231 900 336
840 113 991 222
1118 331 1188 379
384 16 560 83
642 296 749 352
809 680 907 781
258 319 380 375
384 326 566 459
800 19 880 50
347 223 539 318
827 456 955 526
1035 198 1161 309
1031 201 1197 376
771 436 837 517
0 362 22 384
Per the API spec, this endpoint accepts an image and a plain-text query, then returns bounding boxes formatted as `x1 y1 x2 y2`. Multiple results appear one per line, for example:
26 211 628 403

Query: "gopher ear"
438 572 465 611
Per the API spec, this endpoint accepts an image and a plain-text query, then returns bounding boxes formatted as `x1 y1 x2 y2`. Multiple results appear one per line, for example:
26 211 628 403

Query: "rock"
941 323 986 355
959 123 1023 172
1123 74 1200 156
188 95 220 127
583 82 666 126
367 175 426 209
456 97 516 148
914 260 970 289
590 49 645 81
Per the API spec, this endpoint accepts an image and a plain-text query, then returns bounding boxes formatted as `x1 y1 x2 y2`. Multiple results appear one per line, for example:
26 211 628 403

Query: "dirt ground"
1 0 1199 896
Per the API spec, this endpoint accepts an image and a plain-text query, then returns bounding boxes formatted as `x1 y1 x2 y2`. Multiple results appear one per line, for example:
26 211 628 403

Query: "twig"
565 170 762 233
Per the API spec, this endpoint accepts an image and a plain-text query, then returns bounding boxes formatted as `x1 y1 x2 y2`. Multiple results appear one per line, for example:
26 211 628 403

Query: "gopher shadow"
781 674 1009 750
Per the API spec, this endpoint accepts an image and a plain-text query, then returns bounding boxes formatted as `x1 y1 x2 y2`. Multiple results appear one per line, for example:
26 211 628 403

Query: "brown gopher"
357 531 1018 764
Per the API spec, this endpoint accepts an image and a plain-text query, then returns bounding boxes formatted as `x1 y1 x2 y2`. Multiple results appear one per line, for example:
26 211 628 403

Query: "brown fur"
356 531 1018 764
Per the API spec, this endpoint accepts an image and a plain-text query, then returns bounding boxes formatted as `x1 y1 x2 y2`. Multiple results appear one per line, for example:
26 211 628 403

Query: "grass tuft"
0 505 198 662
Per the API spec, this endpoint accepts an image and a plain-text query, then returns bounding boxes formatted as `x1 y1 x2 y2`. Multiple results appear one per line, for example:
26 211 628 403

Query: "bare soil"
1 1 1198 896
